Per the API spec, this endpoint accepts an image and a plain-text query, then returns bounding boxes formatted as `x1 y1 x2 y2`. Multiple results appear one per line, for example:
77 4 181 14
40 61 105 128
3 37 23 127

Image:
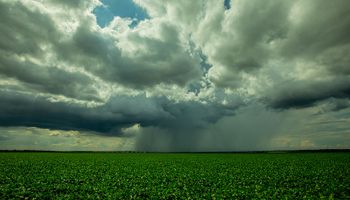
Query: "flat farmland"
0 152 349 199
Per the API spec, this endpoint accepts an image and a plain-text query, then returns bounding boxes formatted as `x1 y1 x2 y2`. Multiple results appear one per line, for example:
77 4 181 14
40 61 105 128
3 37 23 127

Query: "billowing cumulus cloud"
0 0 349 151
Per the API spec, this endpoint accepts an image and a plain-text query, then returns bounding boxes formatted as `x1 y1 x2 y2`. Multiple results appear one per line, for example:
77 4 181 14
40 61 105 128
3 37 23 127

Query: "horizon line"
1 148 349 153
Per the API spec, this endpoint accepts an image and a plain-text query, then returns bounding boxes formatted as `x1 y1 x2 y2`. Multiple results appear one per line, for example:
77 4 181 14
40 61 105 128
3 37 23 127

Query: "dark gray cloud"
318 45 350 75
0 90 159 134
0 89 239 137
267 78 350 109
0 1 58 56
0 53 101 101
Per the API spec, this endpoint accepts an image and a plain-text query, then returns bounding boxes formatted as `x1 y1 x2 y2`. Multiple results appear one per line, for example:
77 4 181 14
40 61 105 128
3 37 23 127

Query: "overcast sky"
0 0 349 151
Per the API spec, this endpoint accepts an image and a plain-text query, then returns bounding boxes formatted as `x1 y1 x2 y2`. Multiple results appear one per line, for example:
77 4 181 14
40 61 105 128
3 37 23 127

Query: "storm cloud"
0 0 349 151
267 78 350 109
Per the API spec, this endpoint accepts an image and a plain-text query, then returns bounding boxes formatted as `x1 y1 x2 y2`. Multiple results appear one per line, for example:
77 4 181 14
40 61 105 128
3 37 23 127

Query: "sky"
0 0 349 151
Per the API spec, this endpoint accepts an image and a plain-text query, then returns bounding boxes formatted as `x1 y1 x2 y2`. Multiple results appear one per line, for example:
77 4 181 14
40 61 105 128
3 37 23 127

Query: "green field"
0 152 349 199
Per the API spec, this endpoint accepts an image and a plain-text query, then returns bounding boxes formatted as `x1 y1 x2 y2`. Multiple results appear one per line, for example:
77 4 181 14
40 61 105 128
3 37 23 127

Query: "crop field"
0 152 349 199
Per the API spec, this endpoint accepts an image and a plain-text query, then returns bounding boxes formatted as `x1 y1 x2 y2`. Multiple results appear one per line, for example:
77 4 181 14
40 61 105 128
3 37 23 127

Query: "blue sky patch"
224 0 231 10
93 0 148 28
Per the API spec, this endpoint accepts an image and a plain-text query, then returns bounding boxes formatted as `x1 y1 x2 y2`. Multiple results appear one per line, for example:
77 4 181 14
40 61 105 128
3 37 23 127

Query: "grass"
0 152 349 199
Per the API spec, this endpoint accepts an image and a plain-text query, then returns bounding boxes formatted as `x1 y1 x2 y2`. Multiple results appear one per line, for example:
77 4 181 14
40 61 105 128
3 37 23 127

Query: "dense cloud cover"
0 0 349 151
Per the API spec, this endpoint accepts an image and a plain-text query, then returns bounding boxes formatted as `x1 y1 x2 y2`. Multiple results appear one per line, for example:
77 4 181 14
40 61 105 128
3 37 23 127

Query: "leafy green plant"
0 152 349 199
